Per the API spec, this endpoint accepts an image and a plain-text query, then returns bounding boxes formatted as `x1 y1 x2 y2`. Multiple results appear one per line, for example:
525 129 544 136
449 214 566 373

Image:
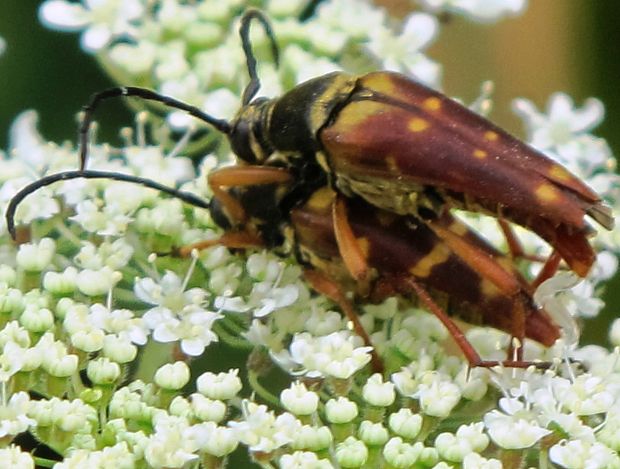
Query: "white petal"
402 13 438 50
81 24 112 51
464 0 527 22
118 0 144 21
153 323 180 342
8 110 48 169
548 93 574 120
407 55 441 88
568 97 605 133
181 338 207 356
512 97 546 129
39 0 90 29
84 0 108 9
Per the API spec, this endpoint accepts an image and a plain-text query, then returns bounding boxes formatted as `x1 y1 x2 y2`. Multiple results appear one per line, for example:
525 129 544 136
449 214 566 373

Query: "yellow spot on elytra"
362 73 396 95
334 101 386 132
423 97 441 111
549 165 572 182
356 237 370 259
386 156 399 172
409 117 429 132
484 130 499 141
473 149 488 159
409 243 451 278
535 183 560 202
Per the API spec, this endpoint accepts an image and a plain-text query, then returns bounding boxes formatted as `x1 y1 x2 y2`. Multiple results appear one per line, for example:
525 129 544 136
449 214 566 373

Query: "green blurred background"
0 1 619 346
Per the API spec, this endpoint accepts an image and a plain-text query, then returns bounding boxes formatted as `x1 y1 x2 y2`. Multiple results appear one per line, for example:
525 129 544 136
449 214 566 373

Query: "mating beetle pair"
7 9 613 369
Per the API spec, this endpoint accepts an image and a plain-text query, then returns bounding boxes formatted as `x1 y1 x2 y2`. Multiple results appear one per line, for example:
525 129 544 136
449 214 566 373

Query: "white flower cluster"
38 0 441 138
0 0 618 468
516 93 619 328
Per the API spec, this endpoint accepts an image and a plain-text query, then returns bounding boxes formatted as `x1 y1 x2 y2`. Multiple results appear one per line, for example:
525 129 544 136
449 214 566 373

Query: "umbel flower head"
0 1 619 468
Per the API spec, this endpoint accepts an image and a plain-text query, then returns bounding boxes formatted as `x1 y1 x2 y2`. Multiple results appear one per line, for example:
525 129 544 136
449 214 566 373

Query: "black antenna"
6 170 210 240
299 0 326 21
239 9 280 105
79 87 232 171
78 10 279 170
8 10 282 239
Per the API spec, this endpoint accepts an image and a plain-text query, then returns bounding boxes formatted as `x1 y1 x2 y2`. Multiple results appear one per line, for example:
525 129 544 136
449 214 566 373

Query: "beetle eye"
209 197 233 230
230 120 258 164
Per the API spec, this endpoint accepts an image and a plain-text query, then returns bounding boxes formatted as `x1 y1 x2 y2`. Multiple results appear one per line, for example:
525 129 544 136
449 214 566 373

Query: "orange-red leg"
402 276 546 369
427 218 520 297
208 166 293 224
498 219 546 263
531 250 563 289
331 194 369 283
304 269 383 373
178 231 266 257
507 296 526 362
426 217 537 364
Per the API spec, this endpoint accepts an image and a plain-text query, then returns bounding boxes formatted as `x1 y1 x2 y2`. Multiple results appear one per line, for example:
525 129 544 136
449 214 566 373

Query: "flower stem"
248 370 281 408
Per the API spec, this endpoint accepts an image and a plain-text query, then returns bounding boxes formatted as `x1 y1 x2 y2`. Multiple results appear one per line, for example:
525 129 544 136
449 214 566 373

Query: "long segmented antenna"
239 9 280 105
79 87 232 171
78 10 278 171
9 10 280 239
6 170 210 240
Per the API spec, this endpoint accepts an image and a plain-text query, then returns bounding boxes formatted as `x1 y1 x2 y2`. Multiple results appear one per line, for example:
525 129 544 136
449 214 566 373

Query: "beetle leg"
499 218 525 259
401 276 484 365
426 218 531 362
332 194 370 286
426 218 521 297
531 250 563 289
508 296 526 362
498 219 546 263
304 269 383 373
499 218 564 288
178 231 266 257
402 276 548 369
208 166 293 224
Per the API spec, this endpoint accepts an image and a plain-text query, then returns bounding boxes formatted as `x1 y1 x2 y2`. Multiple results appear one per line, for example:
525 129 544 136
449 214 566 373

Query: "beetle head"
228 98 273 164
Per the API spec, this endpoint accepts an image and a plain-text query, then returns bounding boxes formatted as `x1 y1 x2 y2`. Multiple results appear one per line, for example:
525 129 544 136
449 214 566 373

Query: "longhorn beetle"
207 183 563 369
7 170 561 370
60 8 613 283
5 9 608 365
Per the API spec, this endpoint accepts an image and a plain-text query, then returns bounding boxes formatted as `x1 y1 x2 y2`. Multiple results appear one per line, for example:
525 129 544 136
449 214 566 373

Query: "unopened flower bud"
281 382 319 416
196 369 242 400
155 361 190 390
325 397 358 424
16 238 55 272
87 357 121 385
335 437 367 468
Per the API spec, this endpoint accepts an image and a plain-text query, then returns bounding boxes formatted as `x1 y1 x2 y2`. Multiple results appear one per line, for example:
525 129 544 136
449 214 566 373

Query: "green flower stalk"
0 1 619 468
